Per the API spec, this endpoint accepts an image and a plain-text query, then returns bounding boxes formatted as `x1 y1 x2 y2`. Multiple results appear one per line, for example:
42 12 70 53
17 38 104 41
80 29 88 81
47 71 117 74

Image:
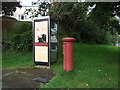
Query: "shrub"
67 32 81 42
2 21 32 51
11 30 32 51
76 20 117 45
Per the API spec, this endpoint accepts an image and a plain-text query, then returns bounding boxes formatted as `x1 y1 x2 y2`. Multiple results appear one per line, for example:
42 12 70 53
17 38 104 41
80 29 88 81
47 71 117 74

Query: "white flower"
86 83 89 86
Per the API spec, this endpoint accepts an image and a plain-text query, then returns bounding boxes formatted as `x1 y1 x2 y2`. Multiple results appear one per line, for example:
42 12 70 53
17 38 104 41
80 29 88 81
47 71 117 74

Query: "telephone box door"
33 16 50 66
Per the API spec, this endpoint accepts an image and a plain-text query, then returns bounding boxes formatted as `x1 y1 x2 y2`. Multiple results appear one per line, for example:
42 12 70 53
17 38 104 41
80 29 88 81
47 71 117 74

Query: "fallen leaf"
18 77 21 79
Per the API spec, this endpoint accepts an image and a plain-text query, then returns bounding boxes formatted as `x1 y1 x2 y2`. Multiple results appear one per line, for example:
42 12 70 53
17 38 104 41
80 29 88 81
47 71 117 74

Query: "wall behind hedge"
1 16 18 30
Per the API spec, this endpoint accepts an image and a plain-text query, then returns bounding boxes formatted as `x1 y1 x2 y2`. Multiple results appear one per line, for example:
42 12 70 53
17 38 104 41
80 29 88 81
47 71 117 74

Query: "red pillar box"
62 37 75 71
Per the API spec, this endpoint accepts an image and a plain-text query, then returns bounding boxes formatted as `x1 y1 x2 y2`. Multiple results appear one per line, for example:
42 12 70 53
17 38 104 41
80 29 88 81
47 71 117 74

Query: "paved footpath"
2 67 55 88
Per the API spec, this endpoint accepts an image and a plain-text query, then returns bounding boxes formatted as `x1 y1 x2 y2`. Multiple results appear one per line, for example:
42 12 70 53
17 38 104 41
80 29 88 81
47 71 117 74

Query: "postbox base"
64 61 74 71
64 68 73 72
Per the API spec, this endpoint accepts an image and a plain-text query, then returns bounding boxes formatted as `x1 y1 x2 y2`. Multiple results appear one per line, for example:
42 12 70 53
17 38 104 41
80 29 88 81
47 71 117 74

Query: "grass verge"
44 43 119 88
2 51 33 68
2 43 119 88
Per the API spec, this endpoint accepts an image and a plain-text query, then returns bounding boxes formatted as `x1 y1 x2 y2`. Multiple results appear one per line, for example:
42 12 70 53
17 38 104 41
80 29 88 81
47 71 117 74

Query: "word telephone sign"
33 16 50 66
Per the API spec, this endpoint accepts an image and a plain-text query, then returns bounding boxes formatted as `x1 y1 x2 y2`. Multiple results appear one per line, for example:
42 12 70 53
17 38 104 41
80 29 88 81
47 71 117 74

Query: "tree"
24 8 38 18
49 2 89 33
88 2 120 34
77 2 120 44
24 0 50 18
1 0 22 16
38 1 50 16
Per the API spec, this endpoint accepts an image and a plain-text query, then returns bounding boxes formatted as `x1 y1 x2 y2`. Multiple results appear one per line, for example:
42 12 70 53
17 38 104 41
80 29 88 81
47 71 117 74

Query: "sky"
20 0 38 6
19 0 86 6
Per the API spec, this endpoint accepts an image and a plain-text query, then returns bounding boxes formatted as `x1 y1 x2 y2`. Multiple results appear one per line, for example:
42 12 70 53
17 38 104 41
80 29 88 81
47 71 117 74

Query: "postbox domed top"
62 37 75 42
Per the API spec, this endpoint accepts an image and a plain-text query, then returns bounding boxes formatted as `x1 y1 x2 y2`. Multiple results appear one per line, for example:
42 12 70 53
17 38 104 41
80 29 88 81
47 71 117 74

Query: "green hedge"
71 20 117 45
2 21 32 51
2 20 117 52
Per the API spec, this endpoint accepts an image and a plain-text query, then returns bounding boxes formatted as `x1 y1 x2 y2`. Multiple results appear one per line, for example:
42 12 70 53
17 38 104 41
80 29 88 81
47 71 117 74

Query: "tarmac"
2 67 55 88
